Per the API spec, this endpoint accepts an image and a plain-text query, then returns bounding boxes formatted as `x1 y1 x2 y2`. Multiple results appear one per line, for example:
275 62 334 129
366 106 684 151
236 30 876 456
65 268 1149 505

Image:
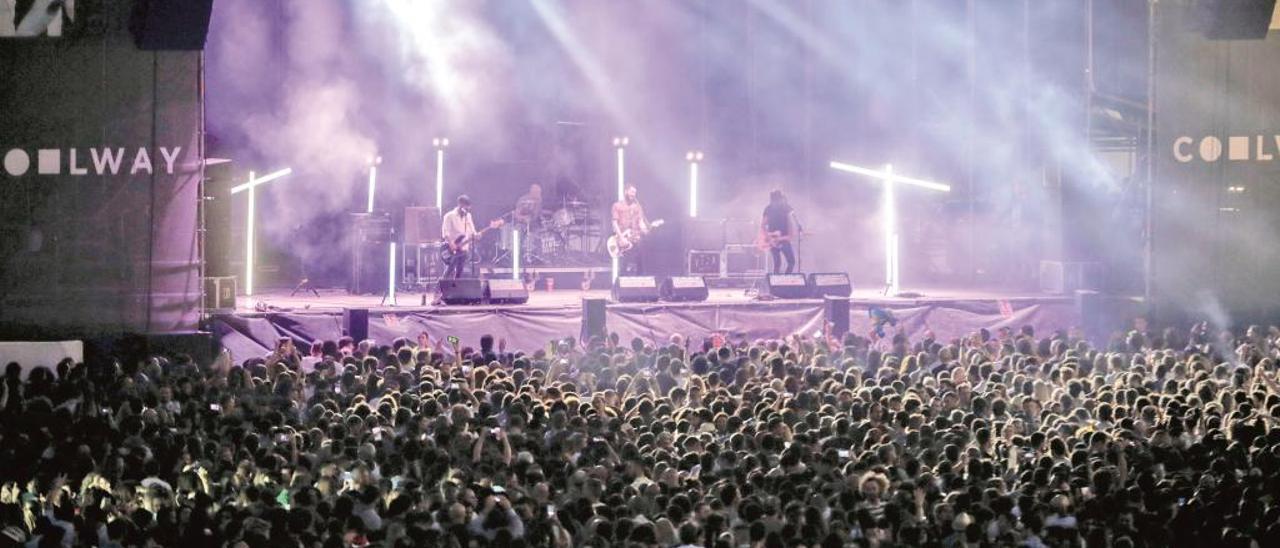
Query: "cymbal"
564 200 590 207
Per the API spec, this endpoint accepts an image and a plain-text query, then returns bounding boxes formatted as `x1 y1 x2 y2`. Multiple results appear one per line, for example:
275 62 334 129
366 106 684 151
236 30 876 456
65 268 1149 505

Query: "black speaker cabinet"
808 272 852 298
130 0 216 50
348 213 393 295
824 296 850 338
581 298 607 341
765 273 812 299
612 276 660 303
439 279 484 305
661 276 710 302
485 279 529 305
1198 0 1276 40
343 308 369 342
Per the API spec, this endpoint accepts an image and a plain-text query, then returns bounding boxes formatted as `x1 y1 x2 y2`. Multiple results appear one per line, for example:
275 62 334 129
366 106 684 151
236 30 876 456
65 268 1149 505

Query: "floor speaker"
765 273 812 299
612 276 660 303
808 273 852 298
486 279 529 304
661 276 710 302
439 279 485 305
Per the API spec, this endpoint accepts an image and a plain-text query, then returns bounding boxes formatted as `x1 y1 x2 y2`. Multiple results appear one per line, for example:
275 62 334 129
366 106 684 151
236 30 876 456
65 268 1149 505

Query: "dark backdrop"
1154 3 1280 317
0 1 202 336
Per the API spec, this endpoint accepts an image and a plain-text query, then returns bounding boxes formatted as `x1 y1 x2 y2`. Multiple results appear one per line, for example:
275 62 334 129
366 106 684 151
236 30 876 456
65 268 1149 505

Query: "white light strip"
616 146 625 201
245 171 256 297
512 228 522 280
829 161 951 192
435 148 445 210
689 161 699 218
387 241 397 305
611 255 619 282
367 164 378 213
883 164 894 291
229 167 292 194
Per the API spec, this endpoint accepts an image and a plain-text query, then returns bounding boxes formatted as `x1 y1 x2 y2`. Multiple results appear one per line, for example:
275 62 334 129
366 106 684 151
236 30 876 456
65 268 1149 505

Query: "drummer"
512 183 543 230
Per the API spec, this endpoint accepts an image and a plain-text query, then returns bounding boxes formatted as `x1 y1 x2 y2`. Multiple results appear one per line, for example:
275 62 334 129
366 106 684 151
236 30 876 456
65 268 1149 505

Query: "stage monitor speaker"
808 272 852 297
765 273 812 299
825 296 850 338
581 298 607 341
485 279 529 305
403 206 443 246
612 276 660 303
1198 0 1276 40
661 276 710 302
439 279 485 305
129 0 215 50
343 308 369 342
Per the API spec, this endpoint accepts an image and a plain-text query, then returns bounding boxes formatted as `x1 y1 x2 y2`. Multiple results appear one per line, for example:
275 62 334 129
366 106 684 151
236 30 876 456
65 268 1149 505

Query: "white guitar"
607 219 665 258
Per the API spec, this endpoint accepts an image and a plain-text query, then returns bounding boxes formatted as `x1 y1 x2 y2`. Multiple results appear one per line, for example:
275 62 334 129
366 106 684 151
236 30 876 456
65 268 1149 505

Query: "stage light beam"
433 138 449 210
686 151 703 218
829 160 949 295
614 136 628 201
366 156 381 213
235 167 294 297
246 171 256 297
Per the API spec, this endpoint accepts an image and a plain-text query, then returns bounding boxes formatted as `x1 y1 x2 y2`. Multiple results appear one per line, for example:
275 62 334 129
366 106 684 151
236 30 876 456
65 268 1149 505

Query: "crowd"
1 319 1280 547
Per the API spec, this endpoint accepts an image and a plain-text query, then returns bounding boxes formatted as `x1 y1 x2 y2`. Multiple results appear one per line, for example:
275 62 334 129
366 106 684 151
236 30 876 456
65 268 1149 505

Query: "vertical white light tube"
435 148 445 210
387 241 397 305
689 161 699 218
616 146 625 201
367 163 378 213
512 228 522 280
883 164 898 295
245 171 256 297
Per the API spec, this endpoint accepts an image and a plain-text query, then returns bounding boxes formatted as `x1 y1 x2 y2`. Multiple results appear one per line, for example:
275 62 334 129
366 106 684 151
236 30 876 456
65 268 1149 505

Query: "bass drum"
551 208 574 230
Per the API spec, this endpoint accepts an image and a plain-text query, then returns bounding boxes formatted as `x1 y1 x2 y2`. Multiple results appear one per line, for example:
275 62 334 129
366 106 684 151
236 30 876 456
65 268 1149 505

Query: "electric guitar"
607 219 665 258
756 229 810 251
440 219 504 264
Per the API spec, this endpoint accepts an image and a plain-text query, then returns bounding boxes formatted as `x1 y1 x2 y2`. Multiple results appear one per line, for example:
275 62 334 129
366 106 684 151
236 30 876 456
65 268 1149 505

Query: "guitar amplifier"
403 206 442 246
349 212 393 295
724 245 765 276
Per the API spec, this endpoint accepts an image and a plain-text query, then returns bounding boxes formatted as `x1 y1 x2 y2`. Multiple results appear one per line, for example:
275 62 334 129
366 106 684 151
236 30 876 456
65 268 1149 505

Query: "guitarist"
760 189 799 274
441 194 479 278
611 185 650 274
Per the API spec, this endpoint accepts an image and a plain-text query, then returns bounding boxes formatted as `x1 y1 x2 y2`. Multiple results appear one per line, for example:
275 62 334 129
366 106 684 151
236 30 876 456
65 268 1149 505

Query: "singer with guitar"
440 195 503 278
610 185 661 275
759 189 802 274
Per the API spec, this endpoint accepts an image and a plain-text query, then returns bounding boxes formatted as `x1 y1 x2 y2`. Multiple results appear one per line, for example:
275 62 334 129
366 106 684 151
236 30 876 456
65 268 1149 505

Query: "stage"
210 285 1080 360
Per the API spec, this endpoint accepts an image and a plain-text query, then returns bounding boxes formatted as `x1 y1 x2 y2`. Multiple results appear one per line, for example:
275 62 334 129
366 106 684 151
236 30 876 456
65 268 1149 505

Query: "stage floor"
231 286 1060 313
211 285 1079 360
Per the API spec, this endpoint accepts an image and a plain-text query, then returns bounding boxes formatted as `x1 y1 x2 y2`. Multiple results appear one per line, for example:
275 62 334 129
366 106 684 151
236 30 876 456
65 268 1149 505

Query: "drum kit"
490 198 604 265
